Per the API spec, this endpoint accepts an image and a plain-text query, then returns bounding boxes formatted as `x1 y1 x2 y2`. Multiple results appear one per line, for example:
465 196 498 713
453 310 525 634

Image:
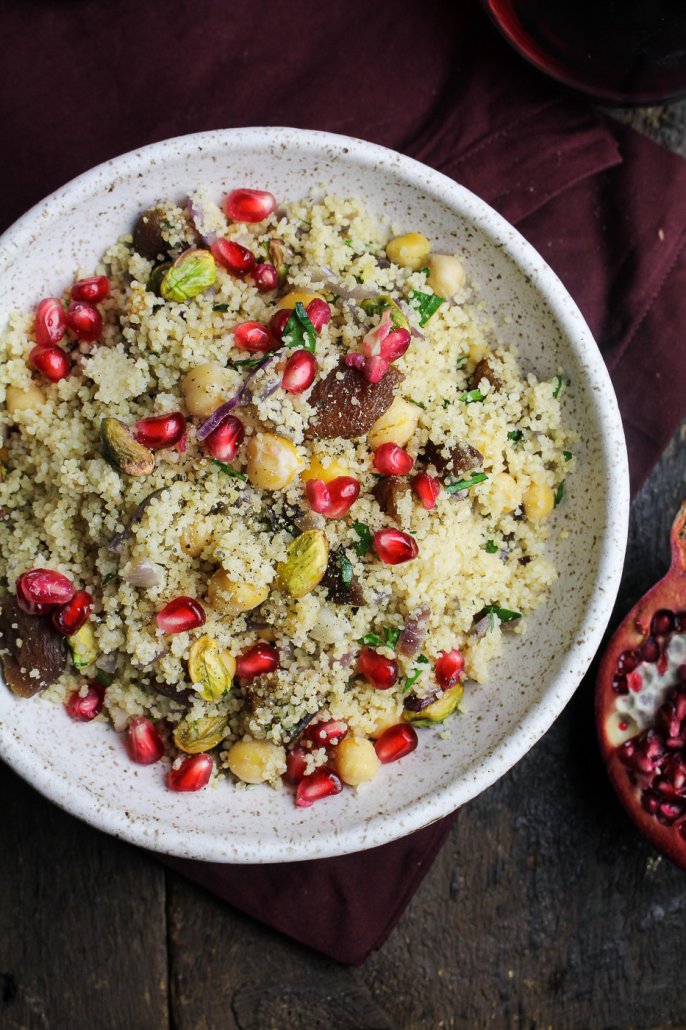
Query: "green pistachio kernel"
160 248 216 302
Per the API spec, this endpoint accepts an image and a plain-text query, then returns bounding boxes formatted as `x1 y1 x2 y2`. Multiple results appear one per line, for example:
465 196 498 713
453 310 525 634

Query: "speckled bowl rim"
0 127 630 862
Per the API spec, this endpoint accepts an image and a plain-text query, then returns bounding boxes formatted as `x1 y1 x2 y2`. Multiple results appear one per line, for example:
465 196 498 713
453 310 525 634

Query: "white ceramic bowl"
0 128 629 862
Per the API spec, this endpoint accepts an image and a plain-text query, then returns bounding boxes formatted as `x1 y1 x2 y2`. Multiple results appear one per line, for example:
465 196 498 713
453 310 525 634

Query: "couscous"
0 186 572 805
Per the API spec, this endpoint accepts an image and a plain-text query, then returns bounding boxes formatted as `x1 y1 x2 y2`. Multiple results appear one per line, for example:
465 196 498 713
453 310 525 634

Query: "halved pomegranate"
597 500 686 870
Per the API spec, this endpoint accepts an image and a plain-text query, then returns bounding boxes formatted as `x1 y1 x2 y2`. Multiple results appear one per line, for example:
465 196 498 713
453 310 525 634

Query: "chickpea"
490 471 523 514
301 454 350 484
385 233 431 271
277 288 325 311
334 736 381 786
523 481 555 522
368 397 420 449
208 569 269 614
227 739 286 784
427 253 466 298
246 432 304 490
180 521 213 558
6 383 44 413
182 363 235 418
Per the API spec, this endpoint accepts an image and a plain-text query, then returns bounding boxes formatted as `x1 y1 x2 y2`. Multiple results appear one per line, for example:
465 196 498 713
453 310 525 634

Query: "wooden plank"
0 765 168 1030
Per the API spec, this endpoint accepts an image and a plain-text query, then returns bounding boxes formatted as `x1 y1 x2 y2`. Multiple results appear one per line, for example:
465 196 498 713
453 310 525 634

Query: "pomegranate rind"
596 499 686 871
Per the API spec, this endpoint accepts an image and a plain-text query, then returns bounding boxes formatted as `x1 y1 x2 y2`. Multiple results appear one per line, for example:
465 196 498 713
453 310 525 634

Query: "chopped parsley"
554 480 566 507
384 627 401 648
344 238 353 247
459 389 484 404
455 355 467 369
563 450 573 462
212 303 229 313
337 552 353 588
358 632 384 647
508 429 523 443
354 275 364 285
352 520 373 555
409 398 426 410
416 653 429 664
477 604 522 632
230 357 264 369
419 266 430 276
553 374 564 399
442 398 451 409
211 459 247 481
102 572 117 585
282 301 317 352
93 670 114 687
409 289 445 326
484 540 499 554
445 472 489 494
329 293 341 304
403 667 424 693
357 626 401 649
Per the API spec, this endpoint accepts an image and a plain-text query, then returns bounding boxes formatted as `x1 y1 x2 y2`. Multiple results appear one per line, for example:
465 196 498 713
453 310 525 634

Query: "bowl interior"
0 128 629 861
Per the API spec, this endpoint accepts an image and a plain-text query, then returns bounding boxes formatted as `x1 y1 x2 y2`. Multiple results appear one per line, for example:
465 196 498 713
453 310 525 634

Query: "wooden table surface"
3 107 686 1030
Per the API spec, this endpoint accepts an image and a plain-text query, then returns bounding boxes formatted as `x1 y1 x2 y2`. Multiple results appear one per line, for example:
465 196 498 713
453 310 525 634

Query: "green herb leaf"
357 632 384 647
94 670 114 687
211 459 247 481
455 355 467 369
212 303 229 313
459 389 484 404
352 520 373 555
508 429 523 442
553 374 565 399
477 604 522 632
409 398 426 410
337 552 353 588
402 667 424 693
354 275 364 285
442 399 451 410
282 301 317 352
230 357 264 369
484 540 499 554
384 627 401 648
329 293 341 304
344 238 353 247
416 653 430 664
409 289 445 327
445 472 489 494
554 480 566 507
563 450 573 462
102 572 117 585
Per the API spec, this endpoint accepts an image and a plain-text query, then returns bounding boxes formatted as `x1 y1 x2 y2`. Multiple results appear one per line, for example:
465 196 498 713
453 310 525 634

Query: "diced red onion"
397 605 430 659
107 488 167 552
196 355 277 441
123 559 164 588
313 266 380 301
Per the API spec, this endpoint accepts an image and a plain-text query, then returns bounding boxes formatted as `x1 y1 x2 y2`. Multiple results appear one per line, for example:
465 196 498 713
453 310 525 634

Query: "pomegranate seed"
51 589 93 636
306 298 331 332
617 649 640 674
374 723 418 764
373 443 414 476
679 664 686 682
236 642 280 680
611 674 629 695
284 747 309 785
205 415 245 461
156 596 206 634
380 328 411 361
71 275 110 304
65 300 102 341
305 476 360 519
211 238 256 277
295 768 342 808
640 636 660 662
65 682 105 722
627 670 643 692
252 262 278 292
357 646 398 689
16 568 75 614
269 308 291 342
29 344 70 382
167 753 213 792
127 716 165 765
233 320 276 352
373 528 419 565
618 719 629 732
134 412 186 450
225 188 277 223
303 720 349 747
412 473 441 510
34 297 66 346
651 609 675 636
435 648 465 688
344 352 366 371
675 611 686 632
282 349 317 394
364 354 389 383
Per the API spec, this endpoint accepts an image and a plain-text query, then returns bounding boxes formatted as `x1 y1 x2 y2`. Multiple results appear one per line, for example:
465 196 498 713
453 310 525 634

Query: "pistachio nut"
160 248 216 302
360 295 410 331
268 239 292 285
146 262 171 297
100 418 155 477
67 622 98 671
405 682 463 726
173 713 228 754
188 635 234 702
276 529 329 598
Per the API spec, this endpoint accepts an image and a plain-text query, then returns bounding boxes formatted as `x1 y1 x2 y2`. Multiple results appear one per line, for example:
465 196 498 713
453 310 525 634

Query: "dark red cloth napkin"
3 0 686 965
